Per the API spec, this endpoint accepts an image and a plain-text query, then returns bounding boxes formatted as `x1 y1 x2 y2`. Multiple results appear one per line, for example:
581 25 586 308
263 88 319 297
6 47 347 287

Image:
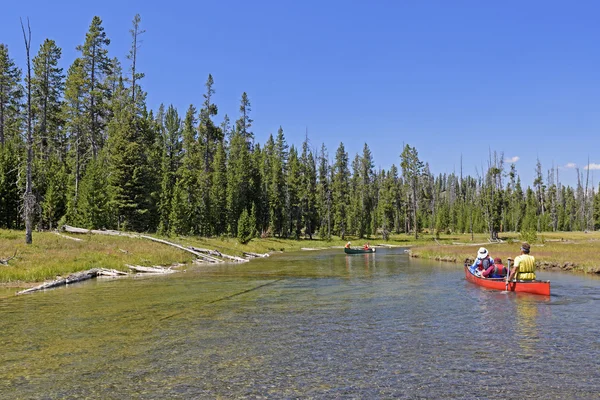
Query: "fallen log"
53 231 83 242
16 268 101 295
126 264 177 274
63 225 137 238
243 251 270 258
188 246 248 263
97 268 128 276
138 235 223 263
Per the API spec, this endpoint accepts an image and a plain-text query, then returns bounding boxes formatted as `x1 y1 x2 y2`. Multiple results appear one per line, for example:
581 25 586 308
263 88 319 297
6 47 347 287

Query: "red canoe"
464 266 550 296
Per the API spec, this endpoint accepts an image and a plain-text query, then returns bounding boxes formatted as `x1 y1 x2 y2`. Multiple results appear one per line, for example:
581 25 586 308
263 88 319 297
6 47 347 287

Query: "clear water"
1 248 599 399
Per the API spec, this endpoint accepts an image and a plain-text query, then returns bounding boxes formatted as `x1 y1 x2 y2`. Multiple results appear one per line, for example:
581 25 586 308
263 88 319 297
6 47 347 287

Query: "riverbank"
2 229 599 287
0 228 406 286
408 231 600 274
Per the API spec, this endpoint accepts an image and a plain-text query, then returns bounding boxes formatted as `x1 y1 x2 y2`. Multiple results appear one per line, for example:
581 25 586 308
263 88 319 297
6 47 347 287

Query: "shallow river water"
1 248 599 399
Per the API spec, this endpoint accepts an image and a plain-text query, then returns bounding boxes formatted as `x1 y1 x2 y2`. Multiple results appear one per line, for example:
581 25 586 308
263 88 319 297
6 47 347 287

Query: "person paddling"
507 242 536 281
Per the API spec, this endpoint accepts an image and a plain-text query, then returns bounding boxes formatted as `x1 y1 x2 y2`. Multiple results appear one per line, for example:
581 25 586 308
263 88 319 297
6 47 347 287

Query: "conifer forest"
1 15 599 243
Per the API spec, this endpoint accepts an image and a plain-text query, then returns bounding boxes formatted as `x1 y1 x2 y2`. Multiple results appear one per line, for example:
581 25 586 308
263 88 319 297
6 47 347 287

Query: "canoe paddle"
502 258 512 293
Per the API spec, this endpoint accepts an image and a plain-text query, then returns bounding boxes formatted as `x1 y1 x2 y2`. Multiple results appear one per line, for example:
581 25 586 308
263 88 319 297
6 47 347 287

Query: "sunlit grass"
2 229 598 285
410 231 600 273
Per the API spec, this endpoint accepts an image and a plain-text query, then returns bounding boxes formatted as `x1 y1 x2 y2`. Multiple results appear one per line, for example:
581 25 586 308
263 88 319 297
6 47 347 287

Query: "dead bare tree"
0 250 18 265
21 18 35 244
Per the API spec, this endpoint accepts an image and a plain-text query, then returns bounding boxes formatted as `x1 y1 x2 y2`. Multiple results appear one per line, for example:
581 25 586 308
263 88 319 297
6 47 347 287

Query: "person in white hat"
469 247 494 276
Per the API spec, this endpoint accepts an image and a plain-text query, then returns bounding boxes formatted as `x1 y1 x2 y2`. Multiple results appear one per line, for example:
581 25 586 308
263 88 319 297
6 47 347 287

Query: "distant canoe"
344 247 376 254
464 265 550 296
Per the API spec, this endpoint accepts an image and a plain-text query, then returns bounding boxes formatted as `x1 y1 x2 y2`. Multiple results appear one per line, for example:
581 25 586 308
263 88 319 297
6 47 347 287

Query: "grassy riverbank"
0 229 408 285
2 229 599 286
409 231 600 274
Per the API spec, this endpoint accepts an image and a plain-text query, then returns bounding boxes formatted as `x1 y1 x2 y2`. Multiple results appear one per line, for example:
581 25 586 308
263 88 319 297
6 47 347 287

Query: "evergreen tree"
0 136 23 228
74 152 111 229
157 105 182 234
210 142 227 236
77 16 112 159
316 143 331 239
269 127 287 236
400 144 423 239
40 153 68 230
0 44 23 145
286 145 301 238
196 75 220 235
236 92 253 145
31 39 65 158
359 143 374 237
169 105 199 235
332 142 350 239
107 77 153 231
299 137 317 239
63 58 87 221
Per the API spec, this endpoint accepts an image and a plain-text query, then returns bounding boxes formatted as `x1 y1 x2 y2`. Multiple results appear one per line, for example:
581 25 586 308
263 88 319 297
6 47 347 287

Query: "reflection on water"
0 248 599 399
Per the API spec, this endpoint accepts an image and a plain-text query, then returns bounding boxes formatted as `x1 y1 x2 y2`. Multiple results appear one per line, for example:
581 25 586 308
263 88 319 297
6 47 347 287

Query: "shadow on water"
0 248 599 399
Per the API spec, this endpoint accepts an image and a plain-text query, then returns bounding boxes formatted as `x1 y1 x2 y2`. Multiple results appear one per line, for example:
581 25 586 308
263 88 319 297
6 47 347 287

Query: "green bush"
519 229 537 244
237 209 254 244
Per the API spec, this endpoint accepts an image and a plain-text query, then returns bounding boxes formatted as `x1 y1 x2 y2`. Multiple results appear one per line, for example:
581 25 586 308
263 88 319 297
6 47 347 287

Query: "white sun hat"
477 247 488 259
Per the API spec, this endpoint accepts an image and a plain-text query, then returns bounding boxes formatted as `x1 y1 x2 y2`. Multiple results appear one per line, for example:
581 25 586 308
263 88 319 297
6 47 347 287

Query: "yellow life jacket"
514 254 536 280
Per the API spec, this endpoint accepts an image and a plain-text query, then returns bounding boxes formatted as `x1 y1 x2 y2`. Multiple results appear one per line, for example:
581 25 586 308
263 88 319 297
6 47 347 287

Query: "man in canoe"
507 242 536 281
481 257 507 279
345 242 351 249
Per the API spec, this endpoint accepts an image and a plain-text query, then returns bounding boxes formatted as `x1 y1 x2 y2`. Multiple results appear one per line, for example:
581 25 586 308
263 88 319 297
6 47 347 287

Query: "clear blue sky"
2 0 599 187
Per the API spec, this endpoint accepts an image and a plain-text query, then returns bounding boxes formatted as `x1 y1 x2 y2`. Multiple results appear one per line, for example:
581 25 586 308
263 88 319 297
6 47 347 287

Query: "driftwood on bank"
16 266 168 295
63 225 253 264
17 268 102 295
126 264 177 274
243 251 270 258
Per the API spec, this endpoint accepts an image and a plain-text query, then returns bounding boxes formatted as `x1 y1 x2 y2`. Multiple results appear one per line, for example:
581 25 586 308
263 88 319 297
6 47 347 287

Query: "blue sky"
2 0 599 187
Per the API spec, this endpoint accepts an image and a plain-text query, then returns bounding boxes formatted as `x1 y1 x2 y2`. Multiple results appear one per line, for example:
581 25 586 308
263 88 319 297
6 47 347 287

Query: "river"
1 248 599 399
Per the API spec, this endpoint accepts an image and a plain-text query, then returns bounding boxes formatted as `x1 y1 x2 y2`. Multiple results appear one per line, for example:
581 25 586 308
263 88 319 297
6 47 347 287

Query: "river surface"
1 248 599 399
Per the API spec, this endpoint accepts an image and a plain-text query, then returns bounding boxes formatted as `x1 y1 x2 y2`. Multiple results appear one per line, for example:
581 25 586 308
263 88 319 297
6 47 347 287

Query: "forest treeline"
1 15 599 243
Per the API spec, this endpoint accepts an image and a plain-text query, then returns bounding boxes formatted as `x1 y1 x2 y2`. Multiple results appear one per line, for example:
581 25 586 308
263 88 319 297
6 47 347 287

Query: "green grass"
2 229 598 285
409 231 600 274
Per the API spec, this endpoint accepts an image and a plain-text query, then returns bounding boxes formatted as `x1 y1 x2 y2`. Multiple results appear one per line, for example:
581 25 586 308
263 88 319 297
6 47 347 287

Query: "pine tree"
269 127 287 236
332 142 350 239
226 133 251 235
299 137 317 239
316 143 331 239
359 143 374 237
106 77 153 231
169 105 198 235
40 153 67 230
0 136 23 228
196 74 220 235
77 16 112 159
0 44 23 146
400 144 423 239
31 39 65 230
31 39 65 158
74 152 111 229
286 145 301 238
210 142 227 236
236 92 253 145
157 105 182 234
63 58 87 221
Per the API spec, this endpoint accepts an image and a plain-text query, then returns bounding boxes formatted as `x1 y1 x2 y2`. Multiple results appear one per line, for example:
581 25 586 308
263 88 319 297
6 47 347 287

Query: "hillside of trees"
1 15 599 242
